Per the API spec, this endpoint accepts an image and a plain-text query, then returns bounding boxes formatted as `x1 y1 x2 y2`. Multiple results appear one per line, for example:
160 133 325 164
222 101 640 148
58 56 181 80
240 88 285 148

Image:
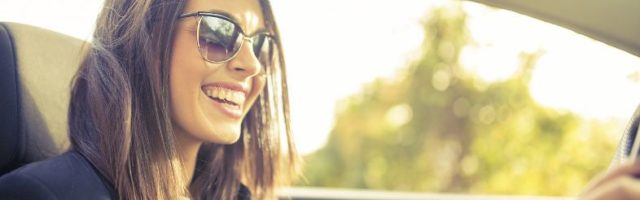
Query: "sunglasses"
178 11 274 65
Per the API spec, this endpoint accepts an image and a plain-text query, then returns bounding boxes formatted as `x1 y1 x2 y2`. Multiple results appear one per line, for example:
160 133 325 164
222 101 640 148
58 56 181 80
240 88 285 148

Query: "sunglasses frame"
178 11 275 64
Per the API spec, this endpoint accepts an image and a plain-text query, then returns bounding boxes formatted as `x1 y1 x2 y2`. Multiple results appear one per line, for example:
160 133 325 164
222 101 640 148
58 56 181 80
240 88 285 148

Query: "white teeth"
221 89 227 100
214 88 222 100
204 87 245 106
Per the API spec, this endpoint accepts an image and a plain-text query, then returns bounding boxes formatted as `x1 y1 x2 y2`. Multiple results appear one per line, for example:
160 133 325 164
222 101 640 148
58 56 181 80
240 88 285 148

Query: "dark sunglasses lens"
252 34 272 65
198 16 241 62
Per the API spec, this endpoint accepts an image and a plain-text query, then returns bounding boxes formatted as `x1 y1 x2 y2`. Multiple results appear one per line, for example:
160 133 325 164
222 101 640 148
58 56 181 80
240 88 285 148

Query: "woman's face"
170 0 266 144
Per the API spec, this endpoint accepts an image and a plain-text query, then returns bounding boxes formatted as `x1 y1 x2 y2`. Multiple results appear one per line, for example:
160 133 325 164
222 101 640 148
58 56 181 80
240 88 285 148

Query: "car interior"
0 22 86 176
0 0 639 199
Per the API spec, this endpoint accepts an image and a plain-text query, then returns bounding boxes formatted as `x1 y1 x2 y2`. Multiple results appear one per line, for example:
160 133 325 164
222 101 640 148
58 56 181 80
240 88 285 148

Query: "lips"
203 86 246 107
201 83 249 119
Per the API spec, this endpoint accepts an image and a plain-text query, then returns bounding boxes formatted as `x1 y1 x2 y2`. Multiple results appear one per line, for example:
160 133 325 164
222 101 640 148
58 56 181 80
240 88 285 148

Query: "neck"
173 128 203 188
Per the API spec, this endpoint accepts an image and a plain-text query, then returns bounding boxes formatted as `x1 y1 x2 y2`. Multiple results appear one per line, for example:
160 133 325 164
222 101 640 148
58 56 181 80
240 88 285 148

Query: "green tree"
299 5 620 196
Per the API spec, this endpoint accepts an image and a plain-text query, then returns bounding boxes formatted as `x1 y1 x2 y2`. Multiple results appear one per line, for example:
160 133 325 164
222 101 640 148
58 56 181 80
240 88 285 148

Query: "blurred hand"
579 162 640 200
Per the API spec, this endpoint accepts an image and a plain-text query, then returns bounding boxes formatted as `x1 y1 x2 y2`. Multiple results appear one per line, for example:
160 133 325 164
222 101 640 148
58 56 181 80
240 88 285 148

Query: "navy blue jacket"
0 151 113 199
0 151 251 200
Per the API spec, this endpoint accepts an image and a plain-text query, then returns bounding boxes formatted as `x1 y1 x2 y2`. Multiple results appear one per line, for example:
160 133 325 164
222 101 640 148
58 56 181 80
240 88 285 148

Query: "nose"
226 38 261 80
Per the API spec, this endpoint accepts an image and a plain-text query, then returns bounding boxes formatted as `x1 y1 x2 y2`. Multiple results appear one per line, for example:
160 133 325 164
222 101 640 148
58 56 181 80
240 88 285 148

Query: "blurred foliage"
297 6 622 196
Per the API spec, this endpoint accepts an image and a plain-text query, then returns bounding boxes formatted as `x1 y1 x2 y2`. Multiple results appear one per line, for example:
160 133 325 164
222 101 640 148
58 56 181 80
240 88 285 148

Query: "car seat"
0 22 86 175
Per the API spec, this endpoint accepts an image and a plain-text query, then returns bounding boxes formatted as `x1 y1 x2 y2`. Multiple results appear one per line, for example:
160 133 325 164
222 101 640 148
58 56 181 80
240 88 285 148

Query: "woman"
0 0 297 199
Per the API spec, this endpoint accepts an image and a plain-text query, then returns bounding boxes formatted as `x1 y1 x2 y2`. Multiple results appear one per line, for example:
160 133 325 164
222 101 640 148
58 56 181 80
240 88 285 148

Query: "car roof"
468 0 640 57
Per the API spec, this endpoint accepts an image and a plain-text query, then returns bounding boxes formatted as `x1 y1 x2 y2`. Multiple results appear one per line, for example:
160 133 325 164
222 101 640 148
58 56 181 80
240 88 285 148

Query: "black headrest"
0 22 87 175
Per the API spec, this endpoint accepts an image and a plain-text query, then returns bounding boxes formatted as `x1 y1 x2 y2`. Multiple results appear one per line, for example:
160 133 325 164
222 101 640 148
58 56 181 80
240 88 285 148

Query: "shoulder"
0 151 114 200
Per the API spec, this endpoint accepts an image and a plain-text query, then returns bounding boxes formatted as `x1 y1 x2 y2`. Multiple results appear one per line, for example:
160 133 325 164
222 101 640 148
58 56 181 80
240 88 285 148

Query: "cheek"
170 43 203 104
245 76 266 110
169 58 201 123
170 68 199 105
169 35 207 130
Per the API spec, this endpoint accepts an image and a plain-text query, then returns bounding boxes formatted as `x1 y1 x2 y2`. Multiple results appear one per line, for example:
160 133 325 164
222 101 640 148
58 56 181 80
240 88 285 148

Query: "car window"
274 0 640 196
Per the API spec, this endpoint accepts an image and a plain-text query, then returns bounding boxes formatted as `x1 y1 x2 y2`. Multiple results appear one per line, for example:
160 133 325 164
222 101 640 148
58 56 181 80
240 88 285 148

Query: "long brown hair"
68 0 298 199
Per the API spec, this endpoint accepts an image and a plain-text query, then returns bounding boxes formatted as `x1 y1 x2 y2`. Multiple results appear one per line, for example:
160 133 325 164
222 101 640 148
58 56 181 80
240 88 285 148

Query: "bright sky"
2 0 639 155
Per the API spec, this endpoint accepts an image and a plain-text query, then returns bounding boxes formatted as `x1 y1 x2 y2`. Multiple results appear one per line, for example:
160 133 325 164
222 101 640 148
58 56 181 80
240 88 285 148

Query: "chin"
214 134 241 145
202 126 242 144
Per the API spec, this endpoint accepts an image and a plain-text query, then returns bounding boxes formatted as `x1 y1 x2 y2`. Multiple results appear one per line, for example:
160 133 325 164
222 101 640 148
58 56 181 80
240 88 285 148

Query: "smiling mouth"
202 86 246 108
